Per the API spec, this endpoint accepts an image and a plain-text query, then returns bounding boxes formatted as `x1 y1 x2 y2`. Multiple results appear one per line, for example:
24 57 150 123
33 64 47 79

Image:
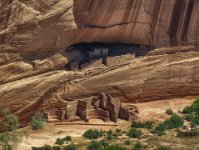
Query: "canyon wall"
0 0 199 122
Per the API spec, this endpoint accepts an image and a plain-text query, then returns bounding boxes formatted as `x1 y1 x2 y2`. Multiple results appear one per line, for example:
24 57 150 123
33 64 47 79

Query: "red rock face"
0 0 199 123
0 0 198 52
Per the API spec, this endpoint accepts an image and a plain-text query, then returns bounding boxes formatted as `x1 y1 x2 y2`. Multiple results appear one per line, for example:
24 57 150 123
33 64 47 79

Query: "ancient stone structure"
44 93 138 122
65 43 150 71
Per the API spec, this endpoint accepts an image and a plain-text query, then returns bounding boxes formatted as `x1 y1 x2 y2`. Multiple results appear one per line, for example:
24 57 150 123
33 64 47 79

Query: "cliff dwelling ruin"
43 93 138 123
65 43 151 71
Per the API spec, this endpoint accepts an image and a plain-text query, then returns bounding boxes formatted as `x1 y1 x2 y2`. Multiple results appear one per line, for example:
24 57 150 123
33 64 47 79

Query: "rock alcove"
65 42 151 71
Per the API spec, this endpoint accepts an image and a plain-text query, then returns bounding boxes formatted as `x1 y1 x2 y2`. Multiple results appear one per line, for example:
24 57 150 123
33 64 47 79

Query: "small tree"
31 113 45 130
0 108 28 150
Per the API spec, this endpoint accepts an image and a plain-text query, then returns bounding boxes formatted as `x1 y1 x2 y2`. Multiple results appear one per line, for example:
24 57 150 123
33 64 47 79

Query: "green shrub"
124 139 131 145
164 114 184 129
131 121 144 128
87 140 102 150
191 97 199 115
55 138 65 145
182 97 199 115
127 128 142 138
65 136 72 141
184 114 199 127
31 113 45 130
115 129 122 136
184 114 194 121
83 129 102 140
107 129 113 135
156 146 171 150
182 106 193 114
87 140 109 150
154 123 167 132
63 143 76 150
106 134 113 140
99 140 109 148
32 145 52 150
103 144 127 150
52 146 61 150
165 108 174 115
32 145 61 150
131 120 154 129
132 142 142 150
144 121 154 129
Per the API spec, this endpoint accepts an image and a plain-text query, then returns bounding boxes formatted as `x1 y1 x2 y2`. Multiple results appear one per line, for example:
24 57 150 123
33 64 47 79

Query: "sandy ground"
134 96 195 122
19 97 196 150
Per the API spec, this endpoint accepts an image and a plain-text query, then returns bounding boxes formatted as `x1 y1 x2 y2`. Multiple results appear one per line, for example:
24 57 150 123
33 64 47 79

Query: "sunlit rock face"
0 0 198 52
0 0 199 123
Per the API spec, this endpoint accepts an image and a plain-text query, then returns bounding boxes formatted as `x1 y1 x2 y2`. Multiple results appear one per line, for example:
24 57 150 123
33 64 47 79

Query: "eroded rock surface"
0 0 199 123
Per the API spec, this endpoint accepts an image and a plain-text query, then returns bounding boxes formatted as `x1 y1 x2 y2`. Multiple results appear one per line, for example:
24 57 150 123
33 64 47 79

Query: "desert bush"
107 129 113 135
87 140 102 150
87 140 109 150
156 146 171 150
131 120 154 129
31 113 45 130
115 129 122 136
152 123 167 136
131 121 144 128
32 145 62 150
182 106 193 114
106 134 113 140
191 97 199 115
83 129 102 140
65 136 72 141
163 114 184 129
182 97 199 115
154 123 167 132
184 114 199 127
32 145 52 150
103 144 127 150
63 143 76 150
165 108 174 115
55 138 65 145
124 139 131 145
184 114 194 121
144 121 154 129
52 146 61 150
132 142 142 150
127 128 142 138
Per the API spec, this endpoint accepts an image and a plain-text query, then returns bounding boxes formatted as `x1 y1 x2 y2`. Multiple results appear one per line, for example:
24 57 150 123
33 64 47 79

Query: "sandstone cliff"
0 0 199 122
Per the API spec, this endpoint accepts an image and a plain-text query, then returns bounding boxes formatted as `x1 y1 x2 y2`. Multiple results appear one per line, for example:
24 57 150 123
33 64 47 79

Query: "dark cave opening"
65 42 151 71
